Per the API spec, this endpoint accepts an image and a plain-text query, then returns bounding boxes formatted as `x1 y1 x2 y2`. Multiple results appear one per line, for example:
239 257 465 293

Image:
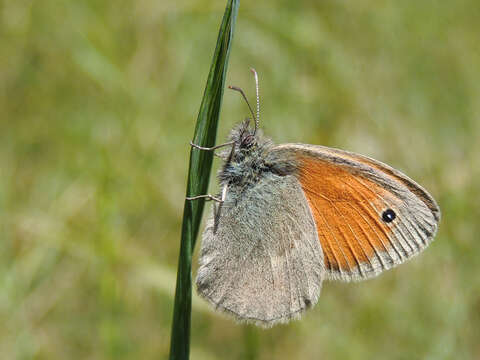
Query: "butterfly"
188 69 440 327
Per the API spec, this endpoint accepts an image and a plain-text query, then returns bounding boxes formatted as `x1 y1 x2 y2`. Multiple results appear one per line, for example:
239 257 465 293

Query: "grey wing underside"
196 174 324 326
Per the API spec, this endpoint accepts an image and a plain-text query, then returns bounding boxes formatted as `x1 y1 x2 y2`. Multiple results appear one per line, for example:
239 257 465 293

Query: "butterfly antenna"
250 68 260 135
228 86 256 123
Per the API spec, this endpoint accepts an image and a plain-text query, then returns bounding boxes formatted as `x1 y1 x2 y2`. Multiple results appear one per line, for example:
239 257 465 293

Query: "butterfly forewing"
271 144 440 282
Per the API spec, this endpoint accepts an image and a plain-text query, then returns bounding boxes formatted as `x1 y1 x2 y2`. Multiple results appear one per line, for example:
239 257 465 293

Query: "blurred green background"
1 0 479 359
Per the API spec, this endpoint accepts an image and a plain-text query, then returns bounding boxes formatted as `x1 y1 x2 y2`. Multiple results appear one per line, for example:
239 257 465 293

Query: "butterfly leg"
188 139 232 233
185 184 227 205
189 140 235 159
213 185 228 233
186 185 228 233
190 141 234 151
186 194 223 202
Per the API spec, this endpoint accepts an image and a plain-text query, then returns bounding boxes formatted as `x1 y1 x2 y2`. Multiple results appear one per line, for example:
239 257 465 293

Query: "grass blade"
168 1 239 359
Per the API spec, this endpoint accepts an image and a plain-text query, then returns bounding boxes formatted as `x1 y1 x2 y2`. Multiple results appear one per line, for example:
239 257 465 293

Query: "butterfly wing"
196 174 324 326
269 144 440 282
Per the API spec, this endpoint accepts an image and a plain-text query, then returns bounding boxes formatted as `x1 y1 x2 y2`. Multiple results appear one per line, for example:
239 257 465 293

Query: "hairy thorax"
219 144 271 189
217 121 297 194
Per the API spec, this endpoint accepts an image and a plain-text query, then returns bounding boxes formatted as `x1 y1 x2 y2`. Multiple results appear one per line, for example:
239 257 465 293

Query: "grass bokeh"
1 0 479 359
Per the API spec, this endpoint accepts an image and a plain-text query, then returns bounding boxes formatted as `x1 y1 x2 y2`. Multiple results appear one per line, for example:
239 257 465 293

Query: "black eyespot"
382 209 396 223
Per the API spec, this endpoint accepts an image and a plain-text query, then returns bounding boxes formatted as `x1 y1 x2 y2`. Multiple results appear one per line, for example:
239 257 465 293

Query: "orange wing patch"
297 155 398 276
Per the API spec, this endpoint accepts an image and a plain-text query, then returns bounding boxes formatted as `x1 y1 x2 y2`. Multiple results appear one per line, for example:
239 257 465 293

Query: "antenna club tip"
250 67 257 75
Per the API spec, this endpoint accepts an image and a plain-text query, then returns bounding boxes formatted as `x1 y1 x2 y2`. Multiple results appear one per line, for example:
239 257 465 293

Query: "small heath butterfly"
189 69 440 327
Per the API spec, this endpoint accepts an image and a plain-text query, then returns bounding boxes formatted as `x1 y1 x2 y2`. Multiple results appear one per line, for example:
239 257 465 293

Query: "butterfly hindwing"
196 173 324 326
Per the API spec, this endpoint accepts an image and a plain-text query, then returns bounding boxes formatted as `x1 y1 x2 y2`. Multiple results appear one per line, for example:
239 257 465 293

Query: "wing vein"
325 199 367 276
346 202 388 271
306 194 350 275
351 176 410 259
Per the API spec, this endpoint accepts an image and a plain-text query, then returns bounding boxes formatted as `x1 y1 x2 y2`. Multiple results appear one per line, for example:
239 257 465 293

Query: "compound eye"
241 134 255 148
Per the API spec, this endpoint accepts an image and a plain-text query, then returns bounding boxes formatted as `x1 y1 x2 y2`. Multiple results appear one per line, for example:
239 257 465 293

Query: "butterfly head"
228 118 272 152
219 69 278 186
218 119 274 187
236 118 257 149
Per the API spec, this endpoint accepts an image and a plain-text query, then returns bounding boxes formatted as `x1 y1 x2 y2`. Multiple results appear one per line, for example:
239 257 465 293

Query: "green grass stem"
168 1 239 359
